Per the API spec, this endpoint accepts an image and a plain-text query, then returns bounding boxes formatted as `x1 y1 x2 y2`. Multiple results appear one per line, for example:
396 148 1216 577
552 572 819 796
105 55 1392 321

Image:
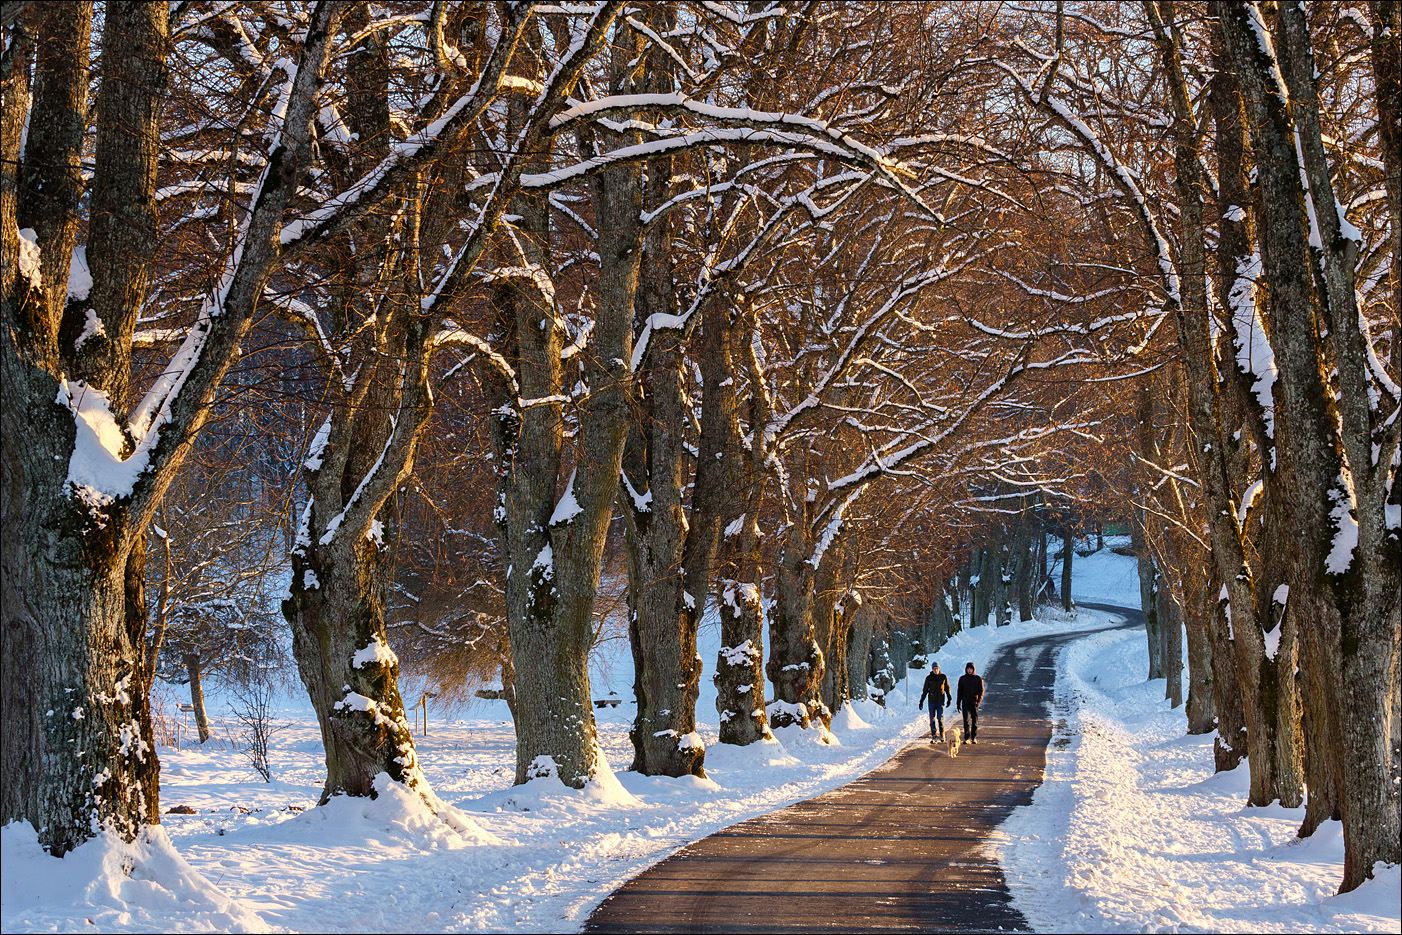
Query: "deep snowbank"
995 618 1402 934
0 822 269 933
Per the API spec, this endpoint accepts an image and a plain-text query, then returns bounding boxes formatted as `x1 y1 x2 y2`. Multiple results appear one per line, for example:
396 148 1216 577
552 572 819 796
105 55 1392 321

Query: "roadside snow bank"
0 822 269 933
995 625 1402 934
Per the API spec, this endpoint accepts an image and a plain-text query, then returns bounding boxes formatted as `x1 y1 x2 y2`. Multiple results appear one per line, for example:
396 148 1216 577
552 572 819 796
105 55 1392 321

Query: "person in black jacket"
917 662 953 741
956 662 985 744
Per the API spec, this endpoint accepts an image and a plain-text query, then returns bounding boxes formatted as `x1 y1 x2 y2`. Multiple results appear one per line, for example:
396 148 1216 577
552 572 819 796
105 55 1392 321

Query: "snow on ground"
1057 534 1140 605
6 544 1396 933
996 549 1402 935
1 598 1110 934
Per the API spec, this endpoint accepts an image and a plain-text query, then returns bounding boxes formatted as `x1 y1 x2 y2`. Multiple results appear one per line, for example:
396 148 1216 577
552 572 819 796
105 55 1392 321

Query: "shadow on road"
586 607 1142 933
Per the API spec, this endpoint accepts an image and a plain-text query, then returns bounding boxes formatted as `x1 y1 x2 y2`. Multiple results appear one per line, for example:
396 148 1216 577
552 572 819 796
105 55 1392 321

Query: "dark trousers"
927 704 945 737
962 705 978 740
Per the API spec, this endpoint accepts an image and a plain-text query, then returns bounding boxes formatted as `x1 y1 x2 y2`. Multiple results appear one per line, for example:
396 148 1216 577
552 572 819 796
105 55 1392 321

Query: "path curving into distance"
586 604 1143 934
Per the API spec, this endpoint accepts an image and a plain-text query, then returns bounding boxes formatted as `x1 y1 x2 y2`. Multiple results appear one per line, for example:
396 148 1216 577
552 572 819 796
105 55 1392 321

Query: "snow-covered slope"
995 549 1401 934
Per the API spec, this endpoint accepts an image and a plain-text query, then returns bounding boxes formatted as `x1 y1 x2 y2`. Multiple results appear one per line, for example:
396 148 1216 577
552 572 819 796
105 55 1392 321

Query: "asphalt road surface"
586 604 1143 934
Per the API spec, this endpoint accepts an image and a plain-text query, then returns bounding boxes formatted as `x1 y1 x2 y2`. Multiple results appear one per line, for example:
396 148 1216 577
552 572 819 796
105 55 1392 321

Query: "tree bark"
1222 4 1398 884
991 539 1009 627
1183 566 1217 734
1014 509 1035 622
1156 586 1183 709
182 653 211 744
497 31 645 787
286 521 427 800
846 605 874 702
769 543 827 729
1208 586 1249 770
1059 533 1074 612
0 2 177 854
716 581 770 746
1133 514 1163 680
970 547 990 627
619 329 706 777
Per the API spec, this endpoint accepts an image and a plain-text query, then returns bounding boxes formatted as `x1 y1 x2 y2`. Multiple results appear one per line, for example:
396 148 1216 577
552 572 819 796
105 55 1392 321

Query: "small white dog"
946 724 963 757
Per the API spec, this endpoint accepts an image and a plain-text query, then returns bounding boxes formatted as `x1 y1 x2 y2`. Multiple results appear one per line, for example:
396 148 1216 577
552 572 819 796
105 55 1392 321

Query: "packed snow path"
586 609 1141 934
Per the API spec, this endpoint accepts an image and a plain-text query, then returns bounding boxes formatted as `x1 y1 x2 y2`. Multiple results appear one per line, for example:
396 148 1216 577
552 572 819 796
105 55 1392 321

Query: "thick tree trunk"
0 492 157 855
889 630 909 688
1222 5 1395 884
1208 587 1249 770
285 507 426 801
818 594 852 716
1 2 170 854
498 96 642 786
846 606 874 702
616 13 714 779
715 581 770 746
715 297 772 746
1183 568 1217 734
620 334 705 778
768 546 826 729
991 542 1009 627
1014 517 1035 622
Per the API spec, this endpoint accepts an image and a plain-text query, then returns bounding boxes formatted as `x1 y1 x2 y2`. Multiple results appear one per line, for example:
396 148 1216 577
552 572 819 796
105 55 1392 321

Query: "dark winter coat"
919 671 952 709
956 673 984 710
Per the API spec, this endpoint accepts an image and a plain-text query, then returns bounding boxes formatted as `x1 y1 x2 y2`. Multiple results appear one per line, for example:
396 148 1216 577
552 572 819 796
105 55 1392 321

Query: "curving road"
586 605 1142 934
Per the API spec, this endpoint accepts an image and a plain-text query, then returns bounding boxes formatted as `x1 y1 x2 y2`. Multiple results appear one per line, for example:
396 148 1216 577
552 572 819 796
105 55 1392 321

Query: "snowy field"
3 546 1398 933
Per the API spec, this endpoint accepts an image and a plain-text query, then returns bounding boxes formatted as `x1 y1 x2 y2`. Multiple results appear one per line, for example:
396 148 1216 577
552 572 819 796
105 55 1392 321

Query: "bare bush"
228 677 287 783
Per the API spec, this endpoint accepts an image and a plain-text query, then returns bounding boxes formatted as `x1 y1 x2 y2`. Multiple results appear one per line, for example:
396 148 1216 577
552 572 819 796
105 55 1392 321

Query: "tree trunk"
1222 5 1395 883
0 499 157 855
498 90 643 787
846 605 874 702
768 545 826 729
889 630 909 688
1 2 170 855
182 653 211 744
1060 534 1074 612
1208 586 1249 770
992 541 1009 627
869 631 895 706
1133 515 1164 680
285 503 427 801
956 555 970 621
145 529 172 680
1014 515 1035 622
971 548 990 627
614 10 713 779
619 333 705 778
1183 568 1218 735
819 592 853 716
716 581 770 746
1156 586 1183 709
1037 527 1049 584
